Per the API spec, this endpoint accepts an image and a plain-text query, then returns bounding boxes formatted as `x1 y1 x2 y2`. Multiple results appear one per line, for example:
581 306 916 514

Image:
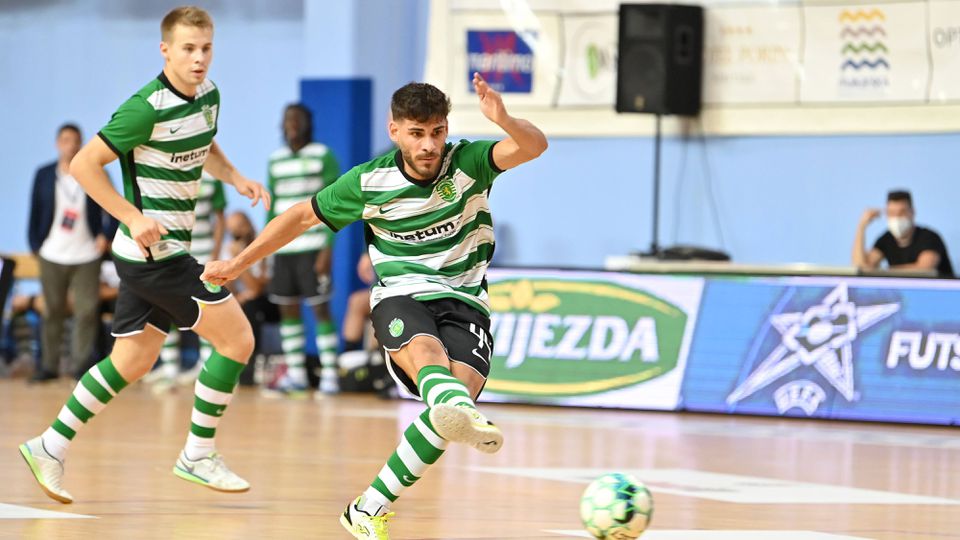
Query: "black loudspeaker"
616 4 704 116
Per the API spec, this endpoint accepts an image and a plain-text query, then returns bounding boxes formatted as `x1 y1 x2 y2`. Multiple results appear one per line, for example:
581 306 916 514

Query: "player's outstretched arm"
202 200 320 285
205 140 272 210
70 137 167 258
472 72 548 171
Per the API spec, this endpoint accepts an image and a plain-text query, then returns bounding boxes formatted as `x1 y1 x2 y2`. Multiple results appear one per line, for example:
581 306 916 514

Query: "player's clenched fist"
127 214 168 258
201 259 239 286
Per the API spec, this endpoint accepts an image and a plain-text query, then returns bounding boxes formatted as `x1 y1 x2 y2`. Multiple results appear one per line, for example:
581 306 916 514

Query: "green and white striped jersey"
313 140 502 314
268 142 339 254
98 72 219 263
190 173 226 264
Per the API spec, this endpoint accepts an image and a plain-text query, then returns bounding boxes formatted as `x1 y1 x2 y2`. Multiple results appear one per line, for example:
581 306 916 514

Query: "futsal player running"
202 73 547 538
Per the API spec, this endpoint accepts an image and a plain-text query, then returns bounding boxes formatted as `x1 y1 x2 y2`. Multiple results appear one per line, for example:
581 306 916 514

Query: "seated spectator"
853 190 954 278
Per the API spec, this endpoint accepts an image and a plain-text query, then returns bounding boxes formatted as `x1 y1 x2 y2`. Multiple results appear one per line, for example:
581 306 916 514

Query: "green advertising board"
484 269 703 409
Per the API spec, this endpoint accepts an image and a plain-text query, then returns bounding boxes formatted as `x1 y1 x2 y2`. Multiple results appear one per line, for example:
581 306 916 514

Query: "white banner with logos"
440 12 562 108
426 0 960 136
703 5 802 105
556 14 619 107
800 3 929 103
928 0 960 101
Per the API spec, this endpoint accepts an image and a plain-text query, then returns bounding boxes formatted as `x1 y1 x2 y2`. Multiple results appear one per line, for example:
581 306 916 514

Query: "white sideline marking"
0 503 94 519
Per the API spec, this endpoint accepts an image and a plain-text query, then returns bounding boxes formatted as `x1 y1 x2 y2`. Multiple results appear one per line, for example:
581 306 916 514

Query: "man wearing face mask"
853 190 954 278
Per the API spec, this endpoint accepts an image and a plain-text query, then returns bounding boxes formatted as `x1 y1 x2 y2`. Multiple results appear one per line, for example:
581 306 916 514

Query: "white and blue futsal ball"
579 473 654 539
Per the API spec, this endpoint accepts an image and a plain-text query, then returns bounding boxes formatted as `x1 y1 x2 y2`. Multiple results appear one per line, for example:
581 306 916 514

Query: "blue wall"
2 1 957 273
474 132 960 269
1 0 304 250
1 0 428 253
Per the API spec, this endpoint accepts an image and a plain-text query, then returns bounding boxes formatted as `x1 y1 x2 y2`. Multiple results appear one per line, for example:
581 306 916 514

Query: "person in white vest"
27 123 112 381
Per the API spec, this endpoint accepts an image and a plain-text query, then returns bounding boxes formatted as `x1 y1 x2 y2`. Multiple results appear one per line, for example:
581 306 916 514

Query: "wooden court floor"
1 379 959 540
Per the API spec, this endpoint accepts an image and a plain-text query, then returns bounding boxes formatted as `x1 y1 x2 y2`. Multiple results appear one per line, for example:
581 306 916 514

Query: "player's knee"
110 352 157 382
237 330 255 356
405 337 447 363
215 329 254 362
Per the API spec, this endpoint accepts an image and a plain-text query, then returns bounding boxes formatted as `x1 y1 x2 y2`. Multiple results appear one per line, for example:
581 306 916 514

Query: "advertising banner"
427 0 960 136
438 11 561 109
682 276 960 425
928 0 960 101
703 5 802 105
555 14 618 107
482 268 704 410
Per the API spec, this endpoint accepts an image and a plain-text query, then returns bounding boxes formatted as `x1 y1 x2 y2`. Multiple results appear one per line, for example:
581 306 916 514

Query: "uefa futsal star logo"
726 283 899 415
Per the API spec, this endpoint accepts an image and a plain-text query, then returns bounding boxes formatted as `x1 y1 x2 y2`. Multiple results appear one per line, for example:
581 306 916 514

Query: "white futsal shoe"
18 436 73 504
429 403 503 454
173 451 250 493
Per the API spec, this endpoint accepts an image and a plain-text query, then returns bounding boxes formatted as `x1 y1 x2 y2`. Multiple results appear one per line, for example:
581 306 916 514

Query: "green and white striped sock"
280 318 307 385
184 350 245 460
315 320 338 373
416 365 476 410
41 357 129 460
361 409 448 515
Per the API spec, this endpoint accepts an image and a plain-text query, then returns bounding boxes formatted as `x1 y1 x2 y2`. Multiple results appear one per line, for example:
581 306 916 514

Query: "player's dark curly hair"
284 103 313 141
391 83 451 123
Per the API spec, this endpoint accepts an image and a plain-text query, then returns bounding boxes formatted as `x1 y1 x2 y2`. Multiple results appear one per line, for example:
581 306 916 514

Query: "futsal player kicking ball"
18 6 270 503
202 74 547 538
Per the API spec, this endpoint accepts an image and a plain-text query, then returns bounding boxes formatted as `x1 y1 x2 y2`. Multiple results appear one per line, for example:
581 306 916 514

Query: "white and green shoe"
317 367 340 395
340 496 394 539
18 436 73 504
429 404 503 454
173 451 250 493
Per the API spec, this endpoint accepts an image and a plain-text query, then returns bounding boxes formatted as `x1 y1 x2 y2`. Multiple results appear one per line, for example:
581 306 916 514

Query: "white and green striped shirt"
268 142 338 254
98 72 218 263
190 173 226 264
312 140 502 314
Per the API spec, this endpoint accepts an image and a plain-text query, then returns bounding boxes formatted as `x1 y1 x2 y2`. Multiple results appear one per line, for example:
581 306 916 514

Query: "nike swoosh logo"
401 474 416 483
170 126 183 134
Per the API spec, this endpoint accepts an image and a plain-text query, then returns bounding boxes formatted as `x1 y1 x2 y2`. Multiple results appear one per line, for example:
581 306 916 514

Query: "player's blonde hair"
161 6 213 42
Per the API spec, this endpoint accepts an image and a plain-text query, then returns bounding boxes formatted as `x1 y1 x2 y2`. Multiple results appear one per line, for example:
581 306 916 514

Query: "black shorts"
371 296 493 397
112 254 232 337
268 251 331 306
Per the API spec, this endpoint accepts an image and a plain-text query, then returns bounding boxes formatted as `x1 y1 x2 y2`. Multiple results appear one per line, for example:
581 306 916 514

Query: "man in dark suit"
28 124 111 380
